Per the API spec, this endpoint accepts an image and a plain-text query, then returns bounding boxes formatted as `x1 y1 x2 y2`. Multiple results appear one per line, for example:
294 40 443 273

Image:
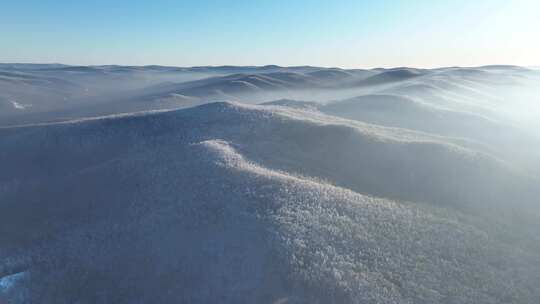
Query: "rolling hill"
1 102 539 303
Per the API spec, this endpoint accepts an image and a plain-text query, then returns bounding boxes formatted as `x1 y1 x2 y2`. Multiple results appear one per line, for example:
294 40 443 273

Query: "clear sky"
1 0 539 68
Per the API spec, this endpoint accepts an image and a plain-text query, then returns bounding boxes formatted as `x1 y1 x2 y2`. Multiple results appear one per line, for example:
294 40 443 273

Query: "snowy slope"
1 102 539 303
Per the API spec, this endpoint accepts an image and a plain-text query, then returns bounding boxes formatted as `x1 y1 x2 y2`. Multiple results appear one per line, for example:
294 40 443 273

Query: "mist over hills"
1 63 540 303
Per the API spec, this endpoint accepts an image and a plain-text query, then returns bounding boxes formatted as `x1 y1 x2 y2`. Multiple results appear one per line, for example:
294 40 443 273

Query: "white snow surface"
1 101 539 303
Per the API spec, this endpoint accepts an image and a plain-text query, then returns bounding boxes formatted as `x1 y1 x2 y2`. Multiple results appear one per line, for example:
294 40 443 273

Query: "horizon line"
1 61 537 71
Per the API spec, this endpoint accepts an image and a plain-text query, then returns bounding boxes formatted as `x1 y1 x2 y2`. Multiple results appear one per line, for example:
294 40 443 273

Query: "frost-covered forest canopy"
1 63 540 303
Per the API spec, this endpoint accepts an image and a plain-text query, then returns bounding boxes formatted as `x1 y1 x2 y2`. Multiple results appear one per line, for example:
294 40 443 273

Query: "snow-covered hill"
1 102 539 303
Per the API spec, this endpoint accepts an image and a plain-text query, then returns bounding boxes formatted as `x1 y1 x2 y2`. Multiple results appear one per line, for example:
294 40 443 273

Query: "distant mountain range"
1 63 537 125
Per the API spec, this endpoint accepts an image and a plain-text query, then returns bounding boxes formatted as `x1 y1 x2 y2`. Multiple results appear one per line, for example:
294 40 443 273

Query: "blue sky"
1 0 538 68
